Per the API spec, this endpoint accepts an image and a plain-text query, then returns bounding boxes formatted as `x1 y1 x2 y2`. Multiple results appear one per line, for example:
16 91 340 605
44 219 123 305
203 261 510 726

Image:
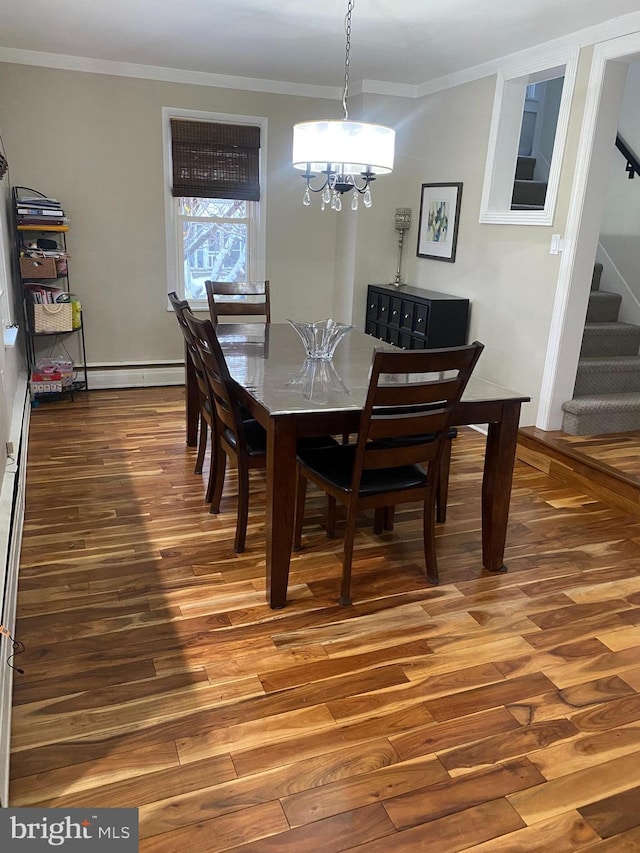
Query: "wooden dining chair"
293 342 484 604
185 312 338 553
205 280 271 324
169 291 215 483
185 311 267 552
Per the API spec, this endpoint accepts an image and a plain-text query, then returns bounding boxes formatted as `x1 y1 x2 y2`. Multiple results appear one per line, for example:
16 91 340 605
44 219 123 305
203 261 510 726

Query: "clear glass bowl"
287 357 350 402
287 318 353 360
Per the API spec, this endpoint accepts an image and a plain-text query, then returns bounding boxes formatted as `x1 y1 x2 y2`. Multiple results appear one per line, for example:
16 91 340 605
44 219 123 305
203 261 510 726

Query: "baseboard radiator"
87 362 183 389
0 377 30 807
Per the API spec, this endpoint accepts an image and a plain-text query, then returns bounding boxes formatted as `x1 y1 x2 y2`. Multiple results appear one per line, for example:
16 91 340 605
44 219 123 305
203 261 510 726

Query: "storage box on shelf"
12 186 88 400
19 257 57 279
32 303 74 334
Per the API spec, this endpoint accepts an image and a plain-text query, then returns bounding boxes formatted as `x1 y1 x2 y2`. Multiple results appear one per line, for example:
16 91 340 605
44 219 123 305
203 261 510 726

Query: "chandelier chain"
342 0 354 120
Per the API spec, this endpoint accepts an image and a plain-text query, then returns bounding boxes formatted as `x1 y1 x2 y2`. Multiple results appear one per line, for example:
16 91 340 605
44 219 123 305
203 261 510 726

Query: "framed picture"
416 182 463 262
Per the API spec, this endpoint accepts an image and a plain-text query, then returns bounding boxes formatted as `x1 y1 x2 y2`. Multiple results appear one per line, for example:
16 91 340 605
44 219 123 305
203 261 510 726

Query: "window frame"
163 108 267 311
478 47 578 226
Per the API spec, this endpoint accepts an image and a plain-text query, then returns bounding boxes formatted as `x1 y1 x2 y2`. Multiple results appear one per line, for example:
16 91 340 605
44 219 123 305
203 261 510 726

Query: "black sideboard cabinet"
365 283 470 350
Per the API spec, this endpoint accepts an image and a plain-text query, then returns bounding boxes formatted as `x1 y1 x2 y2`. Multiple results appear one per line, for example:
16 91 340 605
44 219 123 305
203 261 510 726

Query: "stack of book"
16 195 68 230
23 283 66 304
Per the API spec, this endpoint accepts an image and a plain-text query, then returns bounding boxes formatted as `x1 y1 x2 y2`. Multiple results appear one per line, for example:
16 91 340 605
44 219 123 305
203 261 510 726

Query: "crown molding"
359 79 419 99
0 11 639 101
0 47 341 100
416 10 640 97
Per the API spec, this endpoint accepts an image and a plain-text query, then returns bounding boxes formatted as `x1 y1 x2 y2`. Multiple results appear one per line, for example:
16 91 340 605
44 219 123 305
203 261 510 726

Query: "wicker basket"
33 303 73 333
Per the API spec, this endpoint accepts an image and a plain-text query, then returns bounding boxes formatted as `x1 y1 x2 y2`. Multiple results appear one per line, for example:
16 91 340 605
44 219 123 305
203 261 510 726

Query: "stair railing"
616 133 640 180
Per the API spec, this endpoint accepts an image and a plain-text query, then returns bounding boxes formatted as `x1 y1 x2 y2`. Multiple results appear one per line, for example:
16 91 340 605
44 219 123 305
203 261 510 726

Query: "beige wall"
0 44 603 425
0 63 341 365
349 70 589 425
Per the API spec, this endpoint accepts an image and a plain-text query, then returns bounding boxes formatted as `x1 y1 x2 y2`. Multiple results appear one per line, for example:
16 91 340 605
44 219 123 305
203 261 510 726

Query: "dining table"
184 322 530 608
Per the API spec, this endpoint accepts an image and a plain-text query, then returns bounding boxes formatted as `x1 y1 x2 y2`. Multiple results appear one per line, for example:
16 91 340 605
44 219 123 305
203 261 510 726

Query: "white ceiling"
1 0 639 91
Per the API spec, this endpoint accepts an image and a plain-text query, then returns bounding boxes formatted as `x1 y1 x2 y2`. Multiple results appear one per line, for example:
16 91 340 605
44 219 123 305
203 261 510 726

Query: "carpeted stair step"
586 290 622 323
515 156 536 181
511 179 547 208
562 392 640 435
574 356 640 396
580 322 640 357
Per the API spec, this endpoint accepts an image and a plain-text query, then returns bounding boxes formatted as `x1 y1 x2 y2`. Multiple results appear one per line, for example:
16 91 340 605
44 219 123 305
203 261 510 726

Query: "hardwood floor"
518 425 640 521
9 386 640 851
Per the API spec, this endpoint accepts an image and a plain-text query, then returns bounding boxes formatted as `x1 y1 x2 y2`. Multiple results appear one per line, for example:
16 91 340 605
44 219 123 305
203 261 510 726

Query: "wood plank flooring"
9 387 640 851
518 425 640 521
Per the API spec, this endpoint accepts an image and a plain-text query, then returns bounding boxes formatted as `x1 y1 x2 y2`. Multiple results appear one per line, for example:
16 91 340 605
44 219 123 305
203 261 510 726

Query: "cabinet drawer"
20 257 57 278
400 302 414 331
389 297 402 327
366 292 380 321
413 303 429 335
377 294 390 322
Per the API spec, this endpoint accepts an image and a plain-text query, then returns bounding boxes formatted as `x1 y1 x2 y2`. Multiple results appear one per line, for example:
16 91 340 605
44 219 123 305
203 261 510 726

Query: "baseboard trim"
87 364 184 389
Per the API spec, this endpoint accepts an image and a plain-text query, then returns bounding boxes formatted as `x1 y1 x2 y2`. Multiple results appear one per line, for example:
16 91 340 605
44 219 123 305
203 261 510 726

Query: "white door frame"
537 33 640 430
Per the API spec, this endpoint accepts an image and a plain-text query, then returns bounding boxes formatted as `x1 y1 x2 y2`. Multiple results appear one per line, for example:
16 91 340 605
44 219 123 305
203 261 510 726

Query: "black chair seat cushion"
223 420 267 456
224 423 340 458
297 443 429 496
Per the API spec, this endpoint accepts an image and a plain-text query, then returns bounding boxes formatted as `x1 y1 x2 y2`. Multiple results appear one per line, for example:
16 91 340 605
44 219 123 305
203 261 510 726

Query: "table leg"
185 346 199 448
265 416 298 608
481 402 521 573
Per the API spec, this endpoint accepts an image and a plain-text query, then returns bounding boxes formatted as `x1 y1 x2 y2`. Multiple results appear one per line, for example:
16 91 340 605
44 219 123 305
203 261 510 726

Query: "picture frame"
416 182 463 262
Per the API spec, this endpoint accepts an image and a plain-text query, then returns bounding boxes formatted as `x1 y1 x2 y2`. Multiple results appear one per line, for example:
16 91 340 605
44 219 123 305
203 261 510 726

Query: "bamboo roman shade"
170 119 261 201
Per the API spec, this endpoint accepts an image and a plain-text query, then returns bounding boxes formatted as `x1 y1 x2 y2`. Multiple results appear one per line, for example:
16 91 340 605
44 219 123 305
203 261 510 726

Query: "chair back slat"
364 439 442 470
372 378 462 409
367 409 449 442
372 348 475 375
205 280 271 324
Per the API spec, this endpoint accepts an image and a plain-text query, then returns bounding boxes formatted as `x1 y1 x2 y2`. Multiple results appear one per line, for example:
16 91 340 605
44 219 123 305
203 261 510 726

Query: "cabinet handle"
404 314 409 319
381 306 386 312
370 303 375 309
417 317 423 323
392 310 397 316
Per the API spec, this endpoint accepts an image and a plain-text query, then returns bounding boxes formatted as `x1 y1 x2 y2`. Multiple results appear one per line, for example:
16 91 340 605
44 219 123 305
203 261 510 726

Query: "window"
479 48 578 226
178 198 256 301
163 110 267 308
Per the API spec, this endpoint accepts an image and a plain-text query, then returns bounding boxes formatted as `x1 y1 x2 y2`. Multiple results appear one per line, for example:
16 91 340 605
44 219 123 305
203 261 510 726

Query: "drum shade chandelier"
292 0 395 211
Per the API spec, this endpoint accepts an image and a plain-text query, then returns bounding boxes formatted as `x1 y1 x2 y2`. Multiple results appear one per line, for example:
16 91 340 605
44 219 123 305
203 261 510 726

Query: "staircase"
511 156 547 210
561 262 640 435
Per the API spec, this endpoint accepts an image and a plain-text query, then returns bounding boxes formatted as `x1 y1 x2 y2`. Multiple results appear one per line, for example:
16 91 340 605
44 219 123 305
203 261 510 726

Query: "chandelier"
292 0 395 211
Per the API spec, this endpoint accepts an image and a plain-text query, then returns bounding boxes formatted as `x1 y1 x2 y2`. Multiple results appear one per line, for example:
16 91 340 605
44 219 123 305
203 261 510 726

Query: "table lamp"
393 207 411 287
